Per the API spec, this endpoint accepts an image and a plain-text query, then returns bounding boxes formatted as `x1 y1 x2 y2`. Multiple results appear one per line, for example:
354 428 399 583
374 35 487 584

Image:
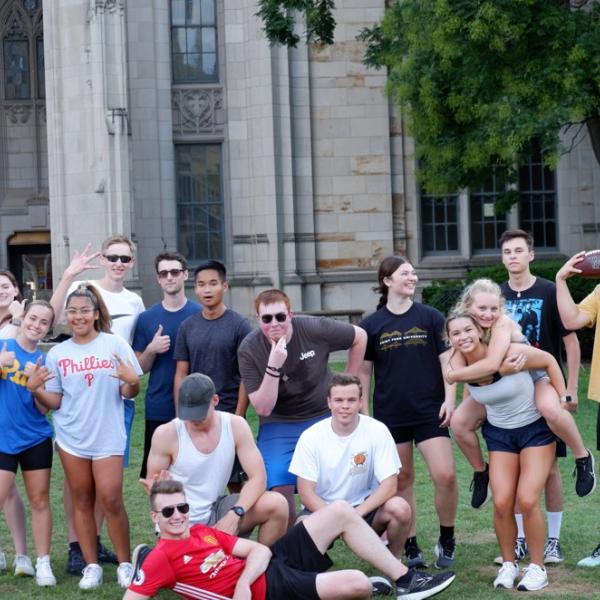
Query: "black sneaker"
131 544 152 586
97 541 119 565
574 450 596 497
434 538 455 569
396 569 456 599
370 575 394 596
515 536 529 561
405 545 428 569
66 545 85 575
470 465 491 509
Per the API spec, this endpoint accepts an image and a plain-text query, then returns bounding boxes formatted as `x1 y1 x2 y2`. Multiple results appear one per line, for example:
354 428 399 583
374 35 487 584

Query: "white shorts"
55 439 116 462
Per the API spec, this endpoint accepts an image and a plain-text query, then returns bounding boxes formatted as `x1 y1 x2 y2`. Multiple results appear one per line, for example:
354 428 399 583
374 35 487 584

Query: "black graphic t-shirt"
360 303 447 427
501 278 569 365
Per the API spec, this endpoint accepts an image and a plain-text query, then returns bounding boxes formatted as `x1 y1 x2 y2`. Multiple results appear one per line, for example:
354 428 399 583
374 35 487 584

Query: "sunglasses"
156 502 190 518
104 254 133 264
158 269 184 279
260 312 287 324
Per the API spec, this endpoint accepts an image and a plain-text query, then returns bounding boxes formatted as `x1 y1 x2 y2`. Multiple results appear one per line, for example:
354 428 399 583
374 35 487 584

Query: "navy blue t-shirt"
360 303 447 427
132 300 200 421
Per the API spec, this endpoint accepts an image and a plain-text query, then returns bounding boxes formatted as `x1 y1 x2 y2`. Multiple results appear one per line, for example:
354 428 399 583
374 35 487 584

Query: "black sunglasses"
104 254 133 264
158 269 184 279
261 312 287 324
156 502 190 518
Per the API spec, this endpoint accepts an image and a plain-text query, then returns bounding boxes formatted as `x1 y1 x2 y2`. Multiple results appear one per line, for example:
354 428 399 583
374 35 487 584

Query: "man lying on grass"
124 480 455 600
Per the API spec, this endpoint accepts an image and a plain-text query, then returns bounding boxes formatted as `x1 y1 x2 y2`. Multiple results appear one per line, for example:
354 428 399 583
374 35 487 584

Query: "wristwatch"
230 505 245 518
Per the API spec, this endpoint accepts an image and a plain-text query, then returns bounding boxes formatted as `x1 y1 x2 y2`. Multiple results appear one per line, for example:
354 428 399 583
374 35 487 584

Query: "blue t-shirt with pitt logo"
0 338 52 454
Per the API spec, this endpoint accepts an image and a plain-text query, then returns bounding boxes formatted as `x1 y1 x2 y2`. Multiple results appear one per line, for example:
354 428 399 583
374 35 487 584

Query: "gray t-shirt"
238 315 356 424
173 309 251 413
467 371 540 429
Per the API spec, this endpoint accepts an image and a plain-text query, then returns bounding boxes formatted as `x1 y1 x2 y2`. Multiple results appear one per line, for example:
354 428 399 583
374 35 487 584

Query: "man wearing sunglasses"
50 234 146 573
124 479 455 600
144 373 288 546
238 289 368 526
132 251 200 480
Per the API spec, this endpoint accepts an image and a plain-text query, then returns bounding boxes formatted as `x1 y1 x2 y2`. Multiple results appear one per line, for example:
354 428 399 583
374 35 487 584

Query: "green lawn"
1 364 599 598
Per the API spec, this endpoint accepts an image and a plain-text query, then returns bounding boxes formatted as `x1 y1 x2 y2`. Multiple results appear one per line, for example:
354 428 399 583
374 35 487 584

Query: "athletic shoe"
79 563 103 590
132 543 152 575
494 537 528 565
67 544 86 575
405 545 428 569
13 554 34 577
35 555 57 587
433 538 455 569
396 569 455 599
370 575 393 596
493 561 519 589
0 551 6 571
98 540 119 565
470 465 491 509
543 537 564 564
577 542 600 567
517 563 548 591
117 561 134 588
574 450 596 497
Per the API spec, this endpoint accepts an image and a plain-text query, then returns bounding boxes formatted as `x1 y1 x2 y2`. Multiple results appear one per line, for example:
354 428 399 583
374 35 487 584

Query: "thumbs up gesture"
0 342 16 368
148 324 170 355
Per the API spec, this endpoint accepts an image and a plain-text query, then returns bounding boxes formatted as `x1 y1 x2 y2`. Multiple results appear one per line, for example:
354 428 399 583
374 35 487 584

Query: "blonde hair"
452 279 507 343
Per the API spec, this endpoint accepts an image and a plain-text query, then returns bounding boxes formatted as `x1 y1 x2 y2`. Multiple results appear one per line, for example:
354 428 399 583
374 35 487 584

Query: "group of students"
0 228 599 598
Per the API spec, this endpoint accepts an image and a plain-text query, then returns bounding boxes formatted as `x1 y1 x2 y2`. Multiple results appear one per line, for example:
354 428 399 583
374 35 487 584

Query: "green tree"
260 0 600 206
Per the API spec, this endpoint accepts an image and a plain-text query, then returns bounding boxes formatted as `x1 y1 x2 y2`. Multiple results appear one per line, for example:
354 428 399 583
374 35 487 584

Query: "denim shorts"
482 417 555 454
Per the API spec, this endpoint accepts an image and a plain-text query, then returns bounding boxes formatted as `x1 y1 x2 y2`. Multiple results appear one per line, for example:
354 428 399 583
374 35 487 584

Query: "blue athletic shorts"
123 399 135 468
482 417 555 454
258 415 327 489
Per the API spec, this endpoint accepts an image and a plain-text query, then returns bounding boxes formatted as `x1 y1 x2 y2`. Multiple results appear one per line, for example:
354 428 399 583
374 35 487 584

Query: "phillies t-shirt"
128 524 267 600
45 332 142 456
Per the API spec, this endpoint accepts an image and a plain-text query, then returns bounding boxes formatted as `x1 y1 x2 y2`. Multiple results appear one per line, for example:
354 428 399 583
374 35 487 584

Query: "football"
575 250 600 278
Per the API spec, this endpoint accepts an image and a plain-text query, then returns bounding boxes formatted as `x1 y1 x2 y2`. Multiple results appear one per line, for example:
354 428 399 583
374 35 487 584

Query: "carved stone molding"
2 100 46 124
94 0 124 14
172 86 224 137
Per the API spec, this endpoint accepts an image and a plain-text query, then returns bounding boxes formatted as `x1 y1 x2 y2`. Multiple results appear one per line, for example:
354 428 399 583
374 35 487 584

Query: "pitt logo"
299 350 315 361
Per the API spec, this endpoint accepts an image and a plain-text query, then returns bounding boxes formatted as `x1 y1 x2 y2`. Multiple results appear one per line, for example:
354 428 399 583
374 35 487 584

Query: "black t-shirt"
501 278 569 365
360 303 447 427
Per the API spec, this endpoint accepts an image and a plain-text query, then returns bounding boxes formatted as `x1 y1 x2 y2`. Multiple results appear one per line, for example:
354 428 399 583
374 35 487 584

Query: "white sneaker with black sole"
517 563 548 591
493 561 519 589
396 569 456 599
79 563 103 590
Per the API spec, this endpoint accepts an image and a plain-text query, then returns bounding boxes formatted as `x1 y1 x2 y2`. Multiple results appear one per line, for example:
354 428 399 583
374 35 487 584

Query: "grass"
1 363 600 598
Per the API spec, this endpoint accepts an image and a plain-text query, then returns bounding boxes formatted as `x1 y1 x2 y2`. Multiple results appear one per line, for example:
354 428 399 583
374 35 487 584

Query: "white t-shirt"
45 332 143 456
66 280 145 344
289 415 400 506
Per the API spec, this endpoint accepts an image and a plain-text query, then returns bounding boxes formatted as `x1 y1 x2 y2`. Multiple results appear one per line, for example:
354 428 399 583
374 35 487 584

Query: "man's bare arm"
140 423 176 493
173 360 190 415
296 477 328 514
231 538 272 599
345 326 367 375
354 474 397 518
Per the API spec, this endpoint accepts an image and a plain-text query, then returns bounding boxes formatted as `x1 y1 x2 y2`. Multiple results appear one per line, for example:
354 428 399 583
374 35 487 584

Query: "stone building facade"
1 0 599 318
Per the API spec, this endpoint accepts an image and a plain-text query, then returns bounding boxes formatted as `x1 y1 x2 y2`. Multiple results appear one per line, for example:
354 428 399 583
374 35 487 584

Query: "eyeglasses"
65 307 96 317
260 312 287 324
103 254 133 264
156 502 190 518
158 269 184 279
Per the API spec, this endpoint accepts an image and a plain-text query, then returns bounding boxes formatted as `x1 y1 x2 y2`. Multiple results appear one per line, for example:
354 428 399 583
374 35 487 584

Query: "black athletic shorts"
388 421 451 445
265 521 333 600
0 437 53 473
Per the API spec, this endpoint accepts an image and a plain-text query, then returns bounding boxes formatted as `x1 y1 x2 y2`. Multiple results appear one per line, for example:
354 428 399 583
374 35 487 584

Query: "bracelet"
267 365 281 372
265 370 281 378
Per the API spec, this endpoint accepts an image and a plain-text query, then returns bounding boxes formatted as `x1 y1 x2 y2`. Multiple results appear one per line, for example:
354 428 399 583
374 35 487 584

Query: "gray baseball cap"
178 373 216 421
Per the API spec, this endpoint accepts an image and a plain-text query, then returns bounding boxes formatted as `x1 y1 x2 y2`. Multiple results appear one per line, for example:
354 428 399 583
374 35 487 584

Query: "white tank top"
168 413 235 524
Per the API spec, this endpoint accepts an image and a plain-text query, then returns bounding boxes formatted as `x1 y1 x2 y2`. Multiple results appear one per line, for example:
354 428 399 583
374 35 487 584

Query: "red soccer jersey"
128 524 267 599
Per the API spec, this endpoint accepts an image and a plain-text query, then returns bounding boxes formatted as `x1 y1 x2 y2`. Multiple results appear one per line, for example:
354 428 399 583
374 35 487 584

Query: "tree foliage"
260 0 600 204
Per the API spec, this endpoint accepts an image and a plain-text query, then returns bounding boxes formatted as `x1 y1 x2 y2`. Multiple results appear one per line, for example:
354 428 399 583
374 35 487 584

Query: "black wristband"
267 365 281 372
265 370 281 378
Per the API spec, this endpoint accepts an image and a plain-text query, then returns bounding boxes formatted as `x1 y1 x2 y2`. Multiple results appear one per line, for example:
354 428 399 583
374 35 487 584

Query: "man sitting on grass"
290 373 411 560
124 479 455 600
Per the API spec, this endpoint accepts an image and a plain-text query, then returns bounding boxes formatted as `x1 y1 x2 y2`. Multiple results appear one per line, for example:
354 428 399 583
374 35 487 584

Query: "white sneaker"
13 554 35 577
79 563 103 590
0 551 6 571
493 561 519 589
517 563 548 591
117 561 134 588
35 555 57 586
